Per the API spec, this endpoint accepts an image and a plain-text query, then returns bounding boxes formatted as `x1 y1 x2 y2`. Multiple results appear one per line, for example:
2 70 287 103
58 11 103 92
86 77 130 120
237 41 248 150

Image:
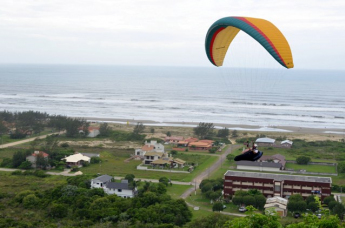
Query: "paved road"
181 144 241 199
0 131 65 149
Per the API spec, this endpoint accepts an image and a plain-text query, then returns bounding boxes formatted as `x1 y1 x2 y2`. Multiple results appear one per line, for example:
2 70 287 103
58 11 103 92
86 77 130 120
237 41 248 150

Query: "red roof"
32 151 49 158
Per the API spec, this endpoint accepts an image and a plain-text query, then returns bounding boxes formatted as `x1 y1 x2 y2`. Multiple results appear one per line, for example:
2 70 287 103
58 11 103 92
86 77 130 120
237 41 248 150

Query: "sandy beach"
81 116 345 138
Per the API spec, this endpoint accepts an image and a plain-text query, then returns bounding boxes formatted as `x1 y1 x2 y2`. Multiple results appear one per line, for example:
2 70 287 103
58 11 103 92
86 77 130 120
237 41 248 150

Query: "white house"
91 175 113 188
104 180 137 198
281 140 293 148
135 140 165 157
62 153 91 167
255 138 276 147
264 197 288 217
144 151 164 164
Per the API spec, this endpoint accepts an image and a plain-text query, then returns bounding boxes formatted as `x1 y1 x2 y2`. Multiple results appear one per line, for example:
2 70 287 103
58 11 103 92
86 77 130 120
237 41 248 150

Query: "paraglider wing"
205 17 294 68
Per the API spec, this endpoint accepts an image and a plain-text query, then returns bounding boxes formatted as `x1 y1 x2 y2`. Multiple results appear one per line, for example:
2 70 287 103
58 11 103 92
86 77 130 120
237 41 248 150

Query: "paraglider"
205 16 294 68
234 142 263 161
205 16 294 162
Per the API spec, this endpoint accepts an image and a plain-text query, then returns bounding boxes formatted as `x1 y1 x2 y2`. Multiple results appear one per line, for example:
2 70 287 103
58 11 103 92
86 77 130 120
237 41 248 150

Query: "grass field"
80 150 218 182
0 172 67 194
285 163 336 173
166 184 192 199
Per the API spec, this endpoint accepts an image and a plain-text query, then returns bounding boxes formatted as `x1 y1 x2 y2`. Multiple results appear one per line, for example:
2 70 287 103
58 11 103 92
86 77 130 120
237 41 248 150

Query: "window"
118 189 122 192
274 182 281 192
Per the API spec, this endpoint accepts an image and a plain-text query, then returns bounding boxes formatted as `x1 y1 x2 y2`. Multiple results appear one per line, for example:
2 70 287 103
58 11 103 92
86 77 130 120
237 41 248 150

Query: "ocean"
0 64 344 131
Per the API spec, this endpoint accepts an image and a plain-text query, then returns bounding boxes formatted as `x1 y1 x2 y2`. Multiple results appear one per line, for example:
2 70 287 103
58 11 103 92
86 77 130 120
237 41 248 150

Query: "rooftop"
236 161 282 168
256 138 276 143
224 170 332 183
106 182 132 190
93 174 113 182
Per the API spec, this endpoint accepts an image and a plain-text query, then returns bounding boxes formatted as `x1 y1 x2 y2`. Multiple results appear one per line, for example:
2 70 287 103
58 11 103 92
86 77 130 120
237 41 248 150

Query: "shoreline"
79 116 345 136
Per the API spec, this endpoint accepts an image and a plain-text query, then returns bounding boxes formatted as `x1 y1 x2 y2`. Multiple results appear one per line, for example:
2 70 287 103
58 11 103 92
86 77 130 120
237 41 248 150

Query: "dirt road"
0 132 64 149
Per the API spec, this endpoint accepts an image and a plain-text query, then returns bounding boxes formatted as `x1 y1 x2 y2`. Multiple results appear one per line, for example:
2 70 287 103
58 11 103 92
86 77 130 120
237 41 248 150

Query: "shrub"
71 166 79 172
296 156 311 165
60 142 69 148
90 157 101 164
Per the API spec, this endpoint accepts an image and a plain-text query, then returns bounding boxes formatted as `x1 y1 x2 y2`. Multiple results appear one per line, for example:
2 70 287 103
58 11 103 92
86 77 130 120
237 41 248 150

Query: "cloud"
0 0 344 69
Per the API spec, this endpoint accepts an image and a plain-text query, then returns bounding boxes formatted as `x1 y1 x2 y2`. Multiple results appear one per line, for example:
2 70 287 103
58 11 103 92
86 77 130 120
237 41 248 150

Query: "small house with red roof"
78 126 100 138
134 140 165 157
164 136 184 143
26 151 49 168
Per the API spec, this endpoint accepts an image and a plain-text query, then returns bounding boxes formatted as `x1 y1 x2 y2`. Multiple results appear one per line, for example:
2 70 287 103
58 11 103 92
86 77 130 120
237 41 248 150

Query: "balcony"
284 185 292 188
302 187 312 190
293 186 301 189
233 188 241 191
233 181 241 185
254 183 263 186
263 190 274 194
302 193 311 197
242 182 253 186
264 184 273 187
283 192 292 195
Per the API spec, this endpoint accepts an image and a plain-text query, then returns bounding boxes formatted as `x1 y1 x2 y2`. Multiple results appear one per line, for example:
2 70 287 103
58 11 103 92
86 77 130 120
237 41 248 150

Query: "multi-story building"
224 171 331 201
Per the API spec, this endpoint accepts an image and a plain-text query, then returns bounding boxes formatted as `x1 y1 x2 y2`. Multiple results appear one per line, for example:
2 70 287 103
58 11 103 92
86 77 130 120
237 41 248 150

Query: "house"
91 175 113 188
223 170 332 200
257 154 286 170
150 155 186 168
144 151 164 164
188 141 213 150
26 151 49 168
236 160 282 172
104 180 137 198
62 153 91 167
135 140 165 157
164 136 184 143
255 138 276 147
78 126 100 138
281 140 293 148
264 197 288 217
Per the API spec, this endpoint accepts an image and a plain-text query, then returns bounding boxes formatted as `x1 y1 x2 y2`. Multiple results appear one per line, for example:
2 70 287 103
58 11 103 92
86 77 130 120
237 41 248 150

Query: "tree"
209 147 217 153
99 123 111 137
296 155 311 165
170 150 178 156
0 120 8 144
243 195 255 207
337 162 345 173
323 196 336 206
12 151 28 168
212 202 224 212
150 128 155 133
185 213 230 228
289 194 304 202
333 203 345 219
23 194 39 209
193 122 214 139
287 201 299 212
166 131 171 137
133 122 145 135
254 195 266 210
308 202 319 212
125 174 135 183
306 195 316 205
159 177 169 186
231 130 239 138
18 161 32 169
226 154 235 161
231 196 243 206
217 127 229 138
49 203 68 218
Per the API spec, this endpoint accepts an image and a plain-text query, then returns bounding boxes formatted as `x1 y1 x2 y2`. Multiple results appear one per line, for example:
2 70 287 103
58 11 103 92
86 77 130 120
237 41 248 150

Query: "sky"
0 0 344 70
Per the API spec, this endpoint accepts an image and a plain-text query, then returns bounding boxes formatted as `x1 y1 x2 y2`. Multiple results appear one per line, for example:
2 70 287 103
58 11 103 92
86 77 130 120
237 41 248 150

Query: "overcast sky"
0 0 344 70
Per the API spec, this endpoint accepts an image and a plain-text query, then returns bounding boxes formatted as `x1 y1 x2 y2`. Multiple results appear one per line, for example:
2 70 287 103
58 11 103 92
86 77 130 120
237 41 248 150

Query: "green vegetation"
0 173 192 227
285 163 336 173
296 155 311 164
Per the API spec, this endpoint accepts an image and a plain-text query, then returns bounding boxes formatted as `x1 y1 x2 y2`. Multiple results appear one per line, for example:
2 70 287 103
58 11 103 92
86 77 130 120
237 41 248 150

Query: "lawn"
80 150 218 182
166 184 192 199
285 163 336 173
0 172 67 194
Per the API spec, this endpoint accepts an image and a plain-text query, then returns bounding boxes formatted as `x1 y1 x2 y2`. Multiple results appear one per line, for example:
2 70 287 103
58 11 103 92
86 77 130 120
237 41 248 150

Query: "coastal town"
1 111 345 227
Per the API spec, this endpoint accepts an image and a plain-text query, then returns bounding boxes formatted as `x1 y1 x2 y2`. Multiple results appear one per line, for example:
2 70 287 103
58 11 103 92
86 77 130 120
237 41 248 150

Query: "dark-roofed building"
91 175 113 188
105 180 137 198
224 171 331 201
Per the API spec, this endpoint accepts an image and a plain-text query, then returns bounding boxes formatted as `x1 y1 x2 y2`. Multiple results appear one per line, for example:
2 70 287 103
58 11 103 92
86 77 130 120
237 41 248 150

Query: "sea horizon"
1 64 344 132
